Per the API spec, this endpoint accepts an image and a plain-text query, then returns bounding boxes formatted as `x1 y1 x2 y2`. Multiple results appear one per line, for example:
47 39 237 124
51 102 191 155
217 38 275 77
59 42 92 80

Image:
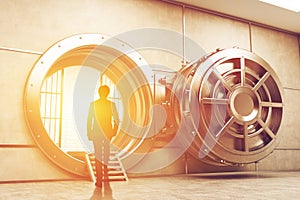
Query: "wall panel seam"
0 144 37 148
283 87 300 91
0 47 42 55
275 148 300 150
160 0 300 36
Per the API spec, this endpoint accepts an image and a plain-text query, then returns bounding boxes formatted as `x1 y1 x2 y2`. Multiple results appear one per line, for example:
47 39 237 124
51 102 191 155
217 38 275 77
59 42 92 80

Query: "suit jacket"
87 98 119 141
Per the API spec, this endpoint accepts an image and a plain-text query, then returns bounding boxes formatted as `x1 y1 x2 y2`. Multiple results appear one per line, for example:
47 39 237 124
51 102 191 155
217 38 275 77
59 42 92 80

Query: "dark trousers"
93 138 110 183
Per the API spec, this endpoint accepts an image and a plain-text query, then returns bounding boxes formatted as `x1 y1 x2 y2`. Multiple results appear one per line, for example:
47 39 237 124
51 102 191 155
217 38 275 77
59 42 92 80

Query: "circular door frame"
23 33 150 176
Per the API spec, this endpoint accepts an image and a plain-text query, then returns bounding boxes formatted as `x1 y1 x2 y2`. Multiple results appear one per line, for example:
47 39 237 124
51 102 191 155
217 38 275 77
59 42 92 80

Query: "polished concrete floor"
0 171 300 200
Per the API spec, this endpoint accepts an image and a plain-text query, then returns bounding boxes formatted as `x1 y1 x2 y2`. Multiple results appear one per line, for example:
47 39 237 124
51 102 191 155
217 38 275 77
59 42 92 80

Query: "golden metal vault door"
172 48 284 165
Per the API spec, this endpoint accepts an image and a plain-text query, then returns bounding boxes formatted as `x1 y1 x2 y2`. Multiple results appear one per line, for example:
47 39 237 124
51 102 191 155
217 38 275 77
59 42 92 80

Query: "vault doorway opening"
40 67 122 154
24 34 154 176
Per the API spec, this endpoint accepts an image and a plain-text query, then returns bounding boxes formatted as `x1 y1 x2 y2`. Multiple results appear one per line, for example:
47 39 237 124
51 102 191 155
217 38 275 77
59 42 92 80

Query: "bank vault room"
0 0 300 199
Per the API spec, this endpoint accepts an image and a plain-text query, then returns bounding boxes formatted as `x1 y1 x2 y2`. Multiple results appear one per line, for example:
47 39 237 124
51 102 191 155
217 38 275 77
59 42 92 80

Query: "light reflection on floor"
0 171 300 200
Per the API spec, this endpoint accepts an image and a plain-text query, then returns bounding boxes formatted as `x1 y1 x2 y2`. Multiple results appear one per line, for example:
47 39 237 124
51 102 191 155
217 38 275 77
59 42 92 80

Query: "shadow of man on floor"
90 182 114 200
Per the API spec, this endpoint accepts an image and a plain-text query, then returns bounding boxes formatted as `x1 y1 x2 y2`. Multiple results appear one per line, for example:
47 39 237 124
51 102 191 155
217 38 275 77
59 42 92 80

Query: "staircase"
85 151 128 183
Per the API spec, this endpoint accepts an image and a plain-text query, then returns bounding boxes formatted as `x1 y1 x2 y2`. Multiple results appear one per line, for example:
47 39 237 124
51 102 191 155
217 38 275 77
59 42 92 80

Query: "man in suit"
87 85 119 187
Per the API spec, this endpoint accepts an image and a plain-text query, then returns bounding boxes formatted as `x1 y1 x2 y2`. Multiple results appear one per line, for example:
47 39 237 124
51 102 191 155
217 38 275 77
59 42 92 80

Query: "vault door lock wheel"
173 48 284 165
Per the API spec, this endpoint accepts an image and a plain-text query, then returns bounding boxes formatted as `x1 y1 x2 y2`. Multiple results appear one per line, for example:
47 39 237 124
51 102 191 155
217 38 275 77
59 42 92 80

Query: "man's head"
98 85 110 98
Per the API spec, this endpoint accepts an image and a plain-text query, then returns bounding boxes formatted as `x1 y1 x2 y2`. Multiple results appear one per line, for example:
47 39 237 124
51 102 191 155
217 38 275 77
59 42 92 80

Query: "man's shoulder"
92 99 114 105
90 100 98 105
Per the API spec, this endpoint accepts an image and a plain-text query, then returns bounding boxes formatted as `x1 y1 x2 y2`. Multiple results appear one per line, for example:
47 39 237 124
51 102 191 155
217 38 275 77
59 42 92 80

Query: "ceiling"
171 0 300 34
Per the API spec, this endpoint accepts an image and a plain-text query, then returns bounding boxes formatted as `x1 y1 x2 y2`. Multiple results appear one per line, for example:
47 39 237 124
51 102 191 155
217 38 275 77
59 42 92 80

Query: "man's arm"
110 102 119 142
112 102 120 125
87 103 94 140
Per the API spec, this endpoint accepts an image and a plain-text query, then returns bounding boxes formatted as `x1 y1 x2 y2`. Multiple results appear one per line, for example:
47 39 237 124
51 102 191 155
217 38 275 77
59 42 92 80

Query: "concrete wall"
0 0 299 182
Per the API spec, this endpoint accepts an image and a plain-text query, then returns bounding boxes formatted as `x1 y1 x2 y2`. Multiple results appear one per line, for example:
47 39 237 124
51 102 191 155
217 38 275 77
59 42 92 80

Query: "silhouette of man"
87 85 119 188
